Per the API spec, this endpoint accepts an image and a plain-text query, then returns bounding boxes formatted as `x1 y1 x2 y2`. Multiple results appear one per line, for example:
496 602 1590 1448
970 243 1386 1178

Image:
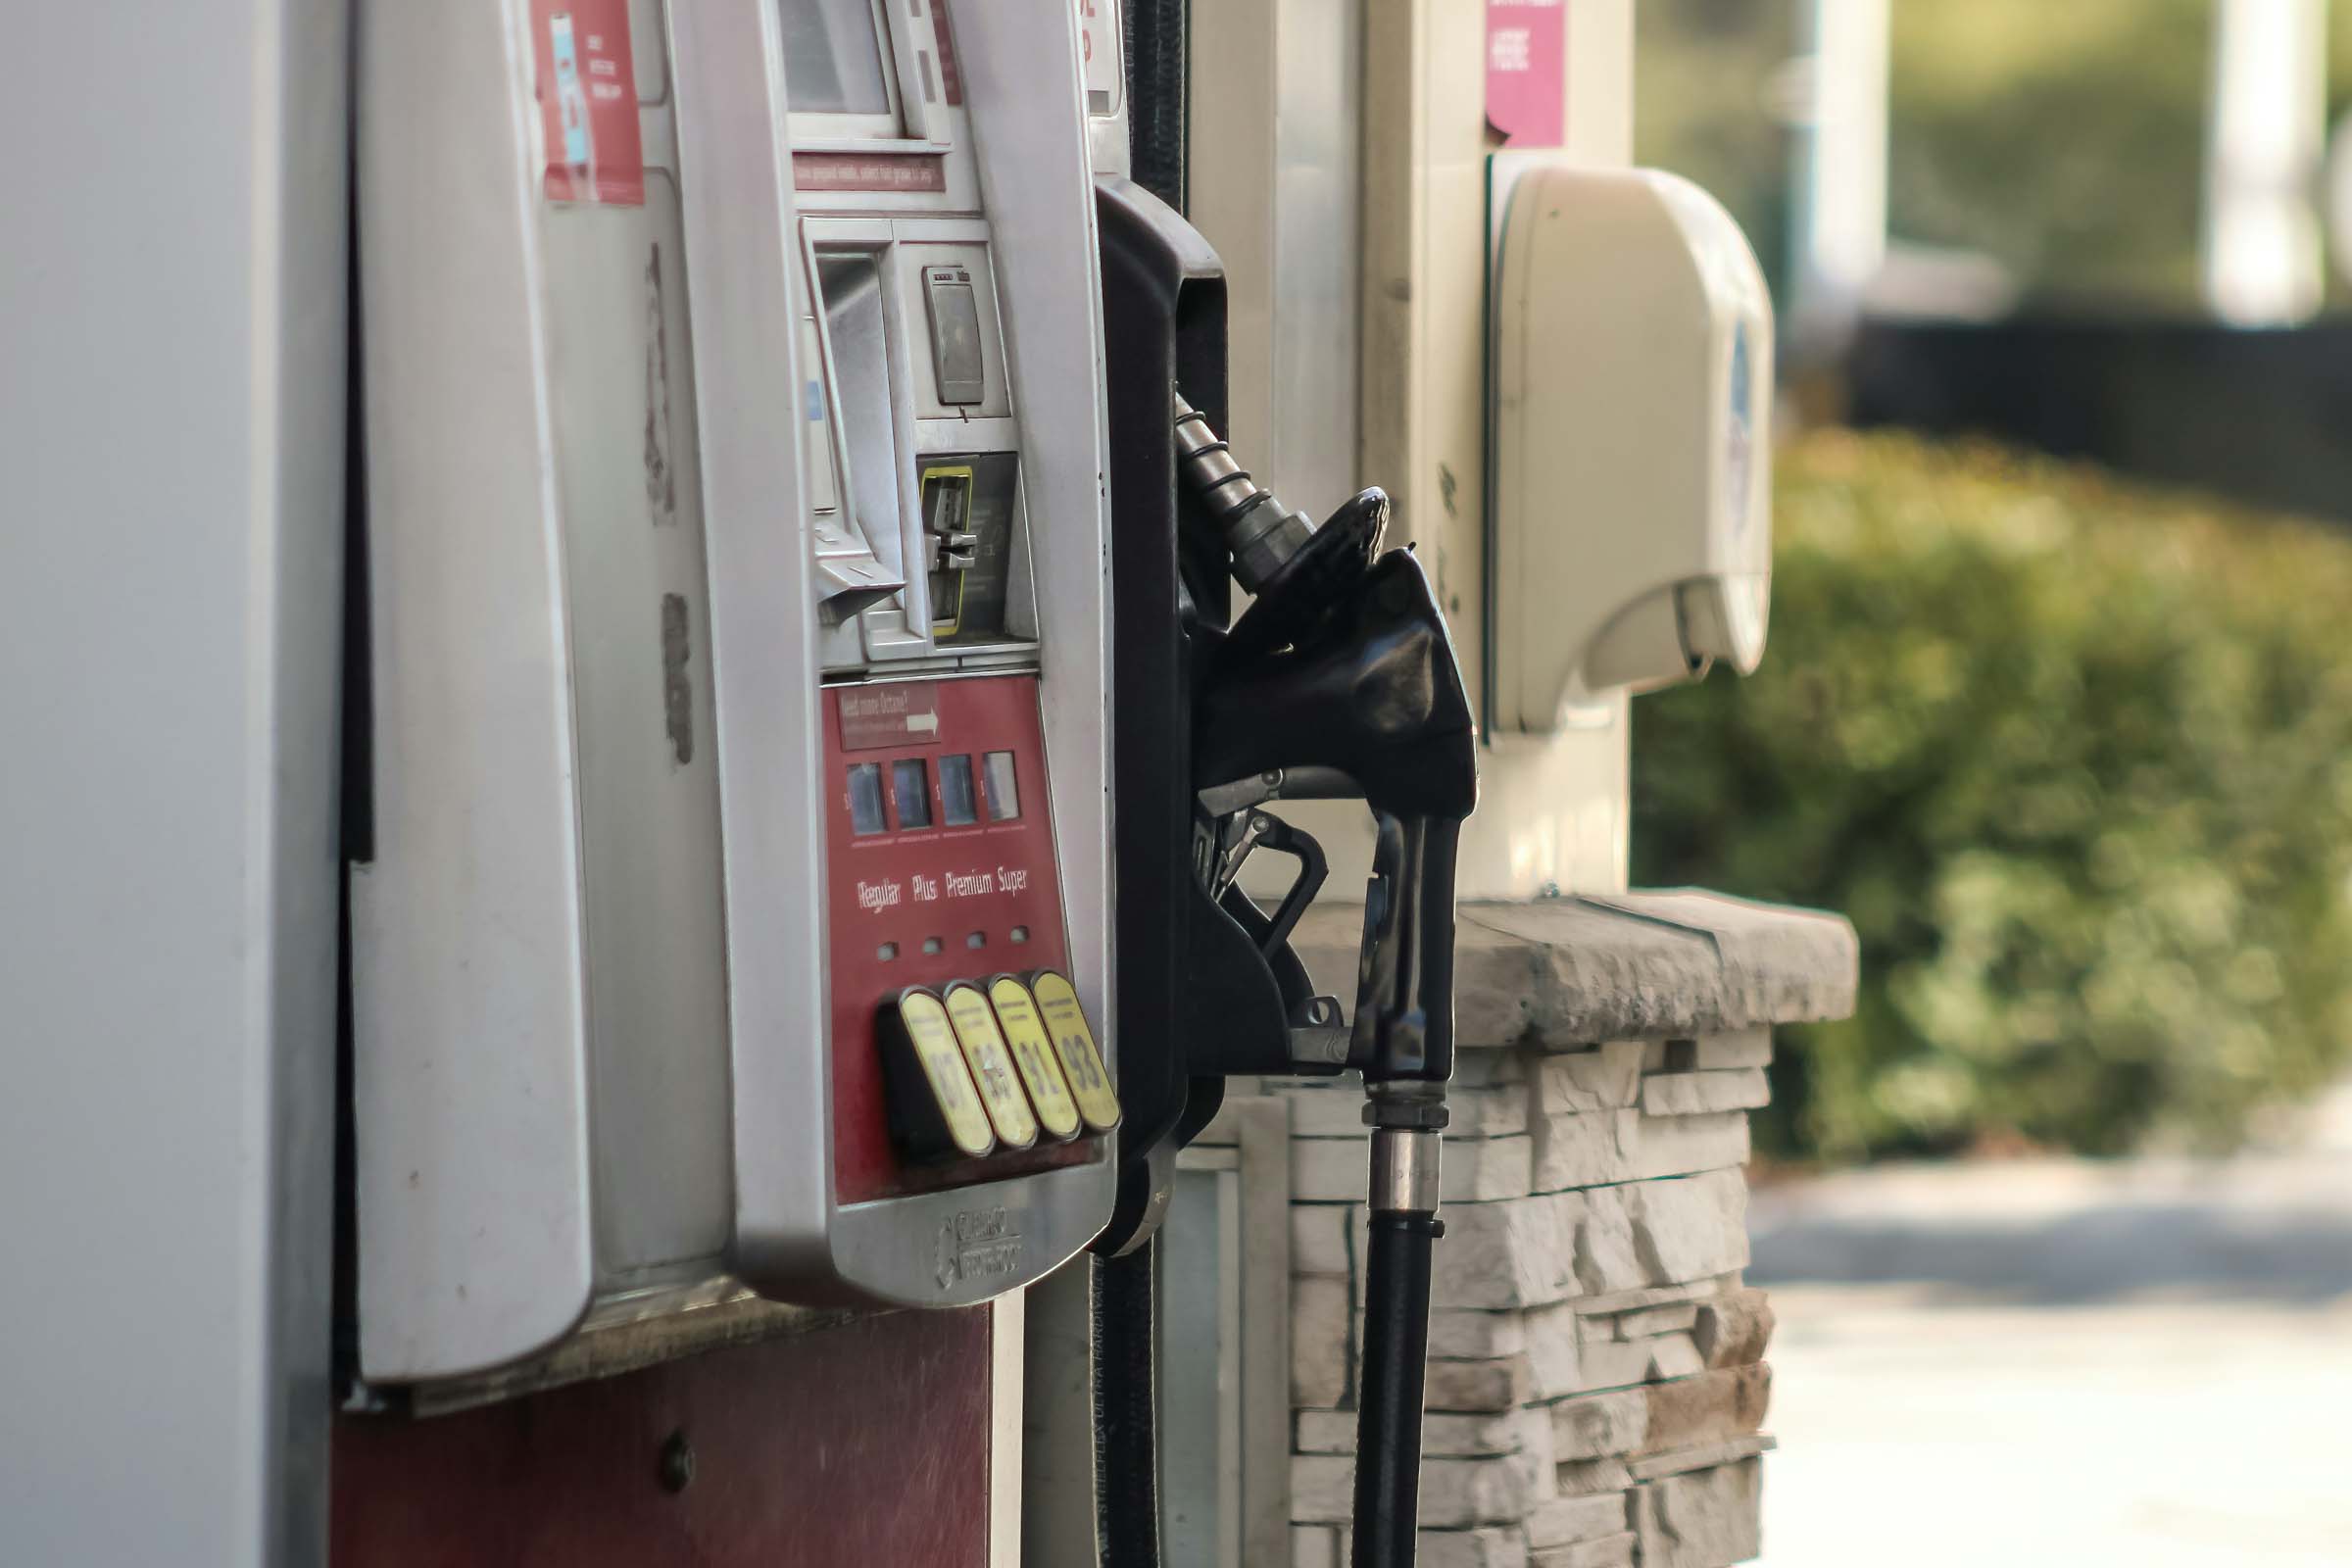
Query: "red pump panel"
331 1308 992 1566
824 674 1105 1202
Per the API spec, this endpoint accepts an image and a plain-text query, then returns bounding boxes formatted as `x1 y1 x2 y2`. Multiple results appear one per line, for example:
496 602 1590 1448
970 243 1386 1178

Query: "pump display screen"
891 759 932 828
848 762 888 835
939 754 979 826
780 0 894 116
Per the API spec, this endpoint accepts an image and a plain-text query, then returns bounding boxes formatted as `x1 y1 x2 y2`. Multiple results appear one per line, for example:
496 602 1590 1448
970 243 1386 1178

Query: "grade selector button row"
879 969 1120 1164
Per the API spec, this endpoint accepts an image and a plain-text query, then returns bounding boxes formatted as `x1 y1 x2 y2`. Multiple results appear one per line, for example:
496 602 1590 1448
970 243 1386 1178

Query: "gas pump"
353 0 1114 1373
346 0 1464 1558
338 0 1118 1556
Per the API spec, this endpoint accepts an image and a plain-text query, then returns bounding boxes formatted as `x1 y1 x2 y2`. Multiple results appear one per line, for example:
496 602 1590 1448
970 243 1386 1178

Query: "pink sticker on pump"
1486 0 1567 148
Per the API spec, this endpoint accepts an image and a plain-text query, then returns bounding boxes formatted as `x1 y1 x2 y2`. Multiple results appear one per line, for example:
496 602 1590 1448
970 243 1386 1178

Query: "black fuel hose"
1351 1209 1442 1568
1123 0 1188 213
1093 1242 1162 1568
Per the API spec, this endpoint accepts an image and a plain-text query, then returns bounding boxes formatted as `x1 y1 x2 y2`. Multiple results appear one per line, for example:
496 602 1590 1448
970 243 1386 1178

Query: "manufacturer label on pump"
986 977 1081 1141
1027 971 1120 1133
893 990 997 1159
944 984 1040 1150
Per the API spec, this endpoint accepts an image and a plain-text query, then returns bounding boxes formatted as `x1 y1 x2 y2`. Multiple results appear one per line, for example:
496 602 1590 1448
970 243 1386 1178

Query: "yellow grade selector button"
1027 970 1120 1134
944 983 1040 1151
887 988 998 1161
987 976 1081 1141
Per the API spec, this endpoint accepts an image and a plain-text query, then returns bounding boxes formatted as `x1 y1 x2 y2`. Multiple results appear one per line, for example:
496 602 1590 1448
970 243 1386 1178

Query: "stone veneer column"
1274 893 1858 1568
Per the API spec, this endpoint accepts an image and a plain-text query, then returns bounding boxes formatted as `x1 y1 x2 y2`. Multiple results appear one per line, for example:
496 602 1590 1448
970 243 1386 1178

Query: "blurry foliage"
1634 0 1799 298
1632 431 2352 1160
1636 0 2352 314
1887 0 2214 310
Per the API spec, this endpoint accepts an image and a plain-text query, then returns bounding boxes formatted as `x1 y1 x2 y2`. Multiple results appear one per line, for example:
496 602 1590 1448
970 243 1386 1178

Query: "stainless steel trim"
400 1279 859 1419
691 0 1115 1308
672 0 840 1300
1368 1127 1442 1214
832 1157 1112 1306
352 0 600 1383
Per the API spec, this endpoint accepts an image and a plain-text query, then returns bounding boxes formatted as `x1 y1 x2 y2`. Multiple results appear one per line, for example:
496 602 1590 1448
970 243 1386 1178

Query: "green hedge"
1632 431 2352 1160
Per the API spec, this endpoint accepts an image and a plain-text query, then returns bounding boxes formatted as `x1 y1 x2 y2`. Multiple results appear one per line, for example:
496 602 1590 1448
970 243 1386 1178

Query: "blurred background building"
1644 0 2352 518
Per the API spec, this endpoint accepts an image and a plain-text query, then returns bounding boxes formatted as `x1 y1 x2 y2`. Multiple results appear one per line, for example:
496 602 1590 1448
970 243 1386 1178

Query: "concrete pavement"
1748 1087 2352 1565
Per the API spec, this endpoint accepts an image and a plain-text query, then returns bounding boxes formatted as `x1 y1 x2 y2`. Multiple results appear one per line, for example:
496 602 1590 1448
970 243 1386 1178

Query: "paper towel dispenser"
1491 164 1774 729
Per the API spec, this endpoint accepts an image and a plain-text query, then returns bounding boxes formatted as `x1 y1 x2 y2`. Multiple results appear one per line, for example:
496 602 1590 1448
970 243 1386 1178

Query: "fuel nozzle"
1171 394 1477 1568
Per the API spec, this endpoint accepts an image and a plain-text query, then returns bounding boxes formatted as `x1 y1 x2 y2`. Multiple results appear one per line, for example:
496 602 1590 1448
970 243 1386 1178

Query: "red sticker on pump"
531 0 645 206
839 683 945 752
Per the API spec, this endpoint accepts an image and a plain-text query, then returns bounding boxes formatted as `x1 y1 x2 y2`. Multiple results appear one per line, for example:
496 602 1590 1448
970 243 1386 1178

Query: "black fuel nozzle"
1189 544 1478 1091
1171 397 1476 1568
1174 398 1477 1081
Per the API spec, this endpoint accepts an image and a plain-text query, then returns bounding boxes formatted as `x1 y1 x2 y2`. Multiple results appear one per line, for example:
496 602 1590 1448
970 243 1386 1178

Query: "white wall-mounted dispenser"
1491 164 1775 731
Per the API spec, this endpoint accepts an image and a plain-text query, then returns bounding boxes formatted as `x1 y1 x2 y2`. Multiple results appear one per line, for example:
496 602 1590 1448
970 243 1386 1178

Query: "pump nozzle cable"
1351 1114 1446 1568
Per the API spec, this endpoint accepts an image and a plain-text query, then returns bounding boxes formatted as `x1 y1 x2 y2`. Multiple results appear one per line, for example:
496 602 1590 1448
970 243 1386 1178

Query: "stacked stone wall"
1277 895 1857 1568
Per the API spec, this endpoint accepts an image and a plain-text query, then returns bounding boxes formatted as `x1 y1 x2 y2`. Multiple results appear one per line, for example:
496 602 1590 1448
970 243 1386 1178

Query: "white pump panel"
1492 165 1774 731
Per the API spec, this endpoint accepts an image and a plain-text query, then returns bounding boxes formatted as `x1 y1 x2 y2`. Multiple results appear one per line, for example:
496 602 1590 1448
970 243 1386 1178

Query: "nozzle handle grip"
1352 812 1460 1087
